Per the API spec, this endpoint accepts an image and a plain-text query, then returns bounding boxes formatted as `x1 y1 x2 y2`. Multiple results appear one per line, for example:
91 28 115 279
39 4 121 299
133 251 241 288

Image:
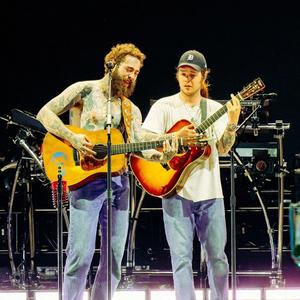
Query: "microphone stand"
229 148 237 300
57 166 63 300
229 105 261 300
105 66 114 300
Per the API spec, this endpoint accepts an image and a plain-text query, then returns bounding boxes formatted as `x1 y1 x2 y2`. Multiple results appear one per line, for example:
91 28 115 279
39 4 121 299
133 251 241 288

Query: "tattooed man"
141 50 241 300
36 43 180 300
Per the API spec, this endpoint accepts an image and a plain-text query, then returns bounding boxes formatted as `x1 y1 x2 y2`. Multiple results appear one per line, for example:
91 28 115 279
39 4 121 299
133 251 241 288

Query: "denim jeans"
63 174 130 300
162 196 229 300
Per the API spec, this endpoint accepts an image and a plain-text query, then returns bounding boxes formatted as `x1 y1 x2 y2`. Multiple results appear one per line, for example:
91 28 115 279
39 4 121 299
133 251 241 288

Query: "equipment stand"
270 120 289 287
229 149 237 300
7 128 44 291
229 105 262 300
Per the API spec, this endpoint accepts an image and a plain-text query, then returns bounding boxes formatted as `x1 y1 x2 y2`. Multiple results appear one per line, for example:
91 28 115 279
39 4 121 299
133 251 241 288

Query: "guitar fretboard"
111 140 165 155
196 105 228 133
196 77 265 133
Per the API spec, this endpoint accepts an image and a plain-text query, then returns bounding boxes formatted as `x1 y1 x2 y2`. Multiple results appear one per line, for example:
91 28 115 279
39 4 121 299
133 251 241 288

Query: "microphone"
105 60 115 69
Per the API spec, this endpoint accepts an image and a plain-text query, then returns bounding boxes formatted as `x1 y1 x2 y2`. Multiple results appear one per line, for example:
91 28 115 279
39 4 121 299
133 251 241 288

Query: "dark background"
1 0 300 287
3 1 300 166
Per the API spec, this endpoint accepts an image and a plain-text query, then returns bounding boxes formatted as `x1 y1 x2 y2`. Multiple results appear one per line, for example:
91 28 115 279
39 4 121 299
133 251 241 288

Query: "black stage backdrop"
1 0 300 285
3 1 300 166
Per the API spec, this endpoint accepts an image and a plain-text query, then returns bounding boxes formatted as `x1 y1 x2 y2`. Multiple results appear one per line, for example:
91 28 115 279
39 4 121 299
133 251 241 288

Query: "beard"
111 70 137 98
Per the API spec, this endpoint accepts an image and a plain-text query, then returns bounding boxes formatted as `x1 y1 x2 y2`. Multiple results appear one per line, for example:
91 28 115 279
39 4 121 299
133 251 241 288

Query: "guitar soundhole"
93 144 107 160
161 162 170 171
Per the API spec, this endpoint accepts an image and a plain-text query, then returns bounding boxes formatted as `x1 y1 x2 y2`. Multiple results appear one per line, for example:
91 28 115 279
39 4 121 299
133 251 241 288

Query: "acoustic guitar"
41 125 207 190
129 78 266 198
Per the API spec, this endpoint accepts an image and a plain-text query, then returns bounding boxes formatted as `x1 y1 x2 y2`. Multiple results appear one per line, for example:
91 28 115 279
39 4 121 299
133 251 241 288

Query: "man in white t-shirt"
141 50 241 300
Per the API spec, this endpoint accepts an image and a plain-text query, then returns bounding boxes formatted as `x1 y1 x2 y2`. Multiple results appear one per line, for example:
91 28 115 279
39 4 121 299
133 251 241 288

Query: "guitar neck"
196 77 266 133
111 140 165 155
196 104 229 133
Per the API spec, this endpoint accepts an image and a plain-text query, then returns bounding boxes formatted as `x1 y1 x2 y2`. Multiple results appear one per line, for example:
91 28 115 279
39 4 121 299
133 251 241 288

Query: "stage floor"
1 265 300 300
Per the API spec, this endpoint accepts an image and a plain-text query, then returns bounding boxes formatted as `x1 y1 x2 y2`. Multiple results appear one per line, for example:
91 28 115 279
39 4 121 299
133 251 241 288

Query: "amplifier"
235 142 278 158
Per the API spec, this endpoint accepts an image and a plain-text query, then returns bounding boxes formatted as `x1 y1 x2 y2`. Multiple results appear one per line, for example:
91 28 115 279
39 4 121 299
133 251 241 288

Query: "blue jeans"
162 196 229 300
63 175 130 300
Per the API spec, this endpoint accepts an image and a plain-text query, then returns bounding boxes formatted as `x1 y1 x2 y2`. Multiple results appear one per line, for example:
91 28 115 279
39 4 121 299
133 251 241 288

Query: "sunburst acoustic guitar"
129 78 266 198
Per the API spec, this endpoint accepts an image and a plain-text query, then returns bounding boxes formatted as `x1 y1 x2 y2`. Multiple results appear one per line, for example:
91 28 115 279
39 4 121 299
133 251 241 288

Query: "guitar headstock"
238 77 266 100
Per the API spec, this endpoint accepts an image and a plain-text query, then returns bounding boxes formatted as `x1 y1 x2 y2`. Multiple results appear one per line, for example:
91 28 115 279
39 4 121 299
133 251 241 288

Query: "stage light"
151 289 261 300
1 288 300 300
151 290 203 300
34 290 145 300
0 292 26 300
265 288 300 300
114 290 146 299
151 291 175 300
34 291 89 300
228 289 261 300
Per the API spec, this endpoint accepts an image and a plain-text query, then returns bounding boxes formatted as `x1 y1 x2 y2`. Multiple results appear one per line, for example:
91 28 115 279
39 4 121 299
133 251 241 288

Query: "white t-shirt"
142 93 228 202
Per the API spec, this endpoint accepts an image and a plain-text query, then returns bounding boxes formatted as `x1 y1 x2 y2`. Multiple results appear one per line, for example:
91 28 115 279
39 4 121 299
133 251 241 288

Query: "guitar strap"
121 96 133 143
200 97 207 123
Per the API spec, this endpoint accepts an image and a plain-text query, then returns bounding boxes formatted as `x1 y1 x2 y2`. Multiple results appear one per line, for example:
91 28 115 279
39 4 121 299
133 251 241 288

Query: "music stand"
10 108 47 135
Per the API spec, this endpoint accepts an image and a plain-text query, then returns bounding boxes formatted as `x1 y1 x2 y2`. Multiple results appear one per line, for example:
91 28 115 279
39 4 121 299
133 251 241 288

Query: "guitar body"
129 119 211 198
42 125 127 190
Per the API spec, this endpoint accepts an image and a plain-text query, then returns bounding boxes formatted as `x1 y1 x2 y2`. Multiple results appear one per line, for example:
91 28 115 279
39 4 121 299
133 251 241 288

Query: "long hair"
104 43 146 74
200 68 210 98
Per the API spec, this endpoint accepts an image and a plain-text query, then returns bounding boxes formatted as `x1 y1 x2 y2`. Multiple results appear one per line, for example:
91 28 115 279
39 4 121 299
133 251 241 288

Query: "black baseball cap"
177 50 207 71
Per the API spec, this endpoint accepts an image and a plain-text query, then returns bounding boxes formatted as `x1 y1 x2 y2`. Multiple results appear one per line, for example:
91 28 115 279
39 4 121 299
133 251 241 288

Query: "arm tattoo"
137 130 176 162
218 130 236 154
47 84 90 115
140 130 173 142
36 82 90 141
133 149 165 162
